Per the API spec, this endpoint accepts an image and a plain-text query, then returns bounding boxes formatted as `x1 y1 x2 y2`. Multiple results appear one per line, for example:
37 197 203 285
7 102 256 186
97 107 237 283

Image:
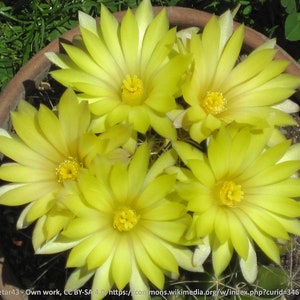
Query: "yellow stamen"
219 181 244 207
56 157 80 183
201 91 227 115
121 75 144 106
113 207 139 232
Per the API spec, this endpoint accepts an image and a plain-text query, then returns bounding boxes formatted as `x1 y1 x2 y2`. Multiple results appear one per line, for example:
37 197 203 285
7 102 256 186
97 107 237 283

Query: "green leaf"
281 0 297 14
285 11 300 41
242 5 252 15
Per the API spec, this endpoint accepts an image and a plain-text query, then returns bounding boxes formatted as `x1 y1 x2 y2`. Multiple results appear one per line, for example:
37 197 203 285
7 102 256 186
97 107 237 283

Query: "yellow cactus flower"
0 88 132 241
173 126 300 280
36 143 201 299
180 11 300 142
46 0 191 139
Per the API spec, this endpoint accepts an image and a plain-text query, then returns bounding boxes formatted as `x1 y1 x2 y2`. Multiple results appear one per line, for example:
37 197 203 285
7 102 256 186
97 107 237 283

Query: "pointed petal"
145 149 177 184
239 240 258 283
193 236 211 267
148 110 177 140
127 106 150 133
100 4 126 71
172 140 205 165
37 105 70 156
129 258 150 299
235 210 280 264
128 143 149 199
111 236 132 290
67 234 100 267
0 163 55 182
110 162 128 203
79 27 122 82
62 217 103 239
214 208 229 244
136 174 176 208
139 230 178 274
212 238 233 275
35 233 81 254
65 267 95 291
241 204 289 240
120 9 139 73
78 10 98 34
228 211 249 259
0 182 58 206
91 255 114 298
87 232 116 269
213 25 244 89
133 233 165 289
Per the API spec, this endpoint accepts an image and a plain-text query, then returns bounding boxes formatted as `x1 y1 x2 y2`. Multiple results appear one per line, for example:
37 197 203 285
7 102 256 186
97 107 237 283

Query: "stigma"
121 75 144 106
113 207 140 232
201 91 227 115
56 156 81 183
219 181 244 207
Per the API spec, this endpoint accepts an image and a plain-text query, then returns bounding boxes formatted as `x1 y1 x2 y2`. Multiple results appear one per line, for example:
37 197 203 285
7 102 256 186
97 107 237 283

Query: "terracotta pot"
0 6 299 300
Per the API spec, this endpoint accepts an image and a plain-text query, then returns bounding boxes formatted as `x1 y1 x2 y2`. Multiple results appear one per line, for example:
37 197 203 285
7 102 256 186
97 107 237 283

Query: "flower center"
56 157 81 183
113 207 139 232
219 181 244 207
121 75 144 106
201 91 227 115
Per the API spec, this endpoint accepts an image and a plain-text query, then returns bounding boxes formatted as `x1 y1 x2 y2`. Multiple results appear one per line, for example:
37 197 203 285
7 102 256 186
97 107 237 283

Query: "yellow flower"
180 11 300 142
46 0 191 139
0 88 132 242
173 126 300 281
37 143 201 299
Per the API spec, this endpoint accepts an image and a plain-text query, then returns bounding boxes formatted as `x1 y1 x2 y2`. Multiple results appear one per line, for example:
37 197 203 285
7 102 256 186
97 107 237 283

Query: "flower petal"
139 231 178 274
228 211 249 259
35 231 81 254
100 4 126 71
129 258 150 299
110 162 128 204
147 109 177 140
235 210 280 263
65 267 95 291
193 236 211 267
128 142 149 198
195 207 217 237
91 255 114 299
136 174 176 208
67 234 101 267
222 49 276 92
37 105 70 156
214 208 229 244
79 26 122 82
132 233 165 289
142 200 186 221
0 182 58 206
78 10 98 34
120 9 139 74
239 240 258 283
142 218 188 243
244 195 300 218
145 149 177 184
62 217 104 239
212 238 233 275
87 232 117 269
0 163 55 182
240 204 289 240
111 236 132 290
